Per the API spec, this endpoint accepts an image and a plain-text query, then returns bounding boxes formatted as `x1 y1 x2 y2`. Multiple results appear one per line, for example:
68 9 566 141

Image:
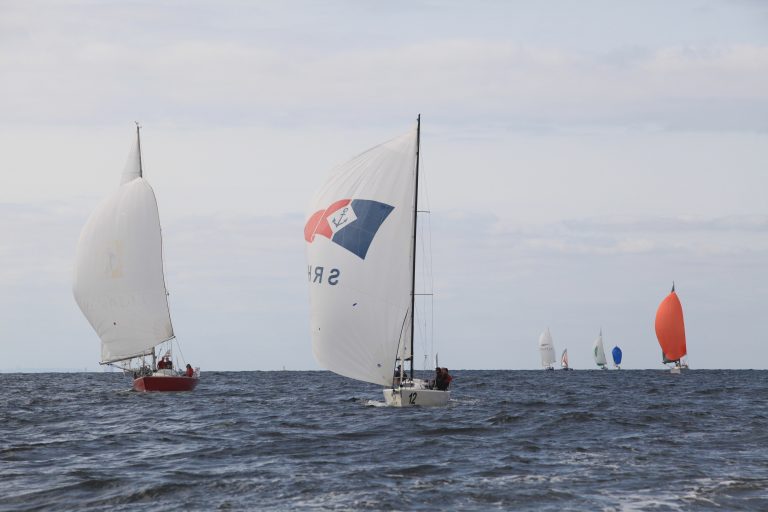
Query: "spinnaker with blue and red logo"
304 126 418 387
304 199 394 260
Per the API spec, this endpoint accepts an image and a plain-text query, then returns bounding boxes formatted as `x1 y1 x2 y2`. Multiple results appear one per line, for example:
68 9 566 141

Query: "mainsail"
73 127 174 364
593 330 607 367
539 329 556 368
655 284 687 362
305 126 418 387
560 348 569 369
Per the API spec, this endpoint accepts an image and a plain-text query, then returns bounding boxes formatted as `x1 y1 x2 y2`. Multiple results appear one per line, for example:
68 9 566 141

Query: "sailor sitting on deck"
393 364 404 386
185 364 194 378
157 356 172 371
435 367 452 391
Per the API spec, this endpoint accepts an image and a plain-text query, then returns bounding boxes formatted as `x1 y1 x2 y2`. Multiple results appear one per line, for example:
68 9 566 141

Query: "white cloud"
2 2 767 131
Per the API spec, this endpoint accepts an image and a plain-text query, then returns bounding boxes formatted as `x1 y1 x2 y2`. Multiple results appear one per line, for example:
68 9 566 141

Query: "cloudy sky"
1 1 766 371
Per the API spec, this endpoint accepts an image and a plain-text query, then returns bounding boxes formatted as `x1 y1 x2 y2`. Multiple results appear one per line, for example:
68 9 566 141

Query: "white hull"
670 365 689 374
382 379 450 407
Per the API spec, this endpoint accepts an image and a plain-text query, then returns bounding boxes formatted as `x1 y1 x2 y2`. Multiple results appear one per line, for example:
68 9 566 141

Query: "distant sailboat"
560 348 573 370
539 329 556 370
73 124 199 392
655 283 688 373
305 116 450 407
593 330 607 369
612 346 623 369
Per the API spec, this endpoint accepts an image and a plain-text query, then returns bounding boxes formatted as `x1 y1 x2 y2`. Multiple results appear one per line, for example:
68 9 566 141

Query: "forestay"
73 136 174 364
305 127 418 387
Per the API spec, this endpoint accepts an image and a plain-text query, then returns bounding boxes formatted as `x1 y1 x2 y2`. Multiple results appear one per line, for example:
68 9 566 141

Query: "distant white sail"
73 131 174 364
593 330 607 367
560 348 569 369
305 127 418 387
539 328 556 368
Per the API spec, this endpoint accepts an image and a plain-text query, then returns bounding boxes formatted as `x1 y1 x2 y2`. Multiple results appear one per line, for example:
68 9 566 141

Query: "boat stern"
382 387 450 407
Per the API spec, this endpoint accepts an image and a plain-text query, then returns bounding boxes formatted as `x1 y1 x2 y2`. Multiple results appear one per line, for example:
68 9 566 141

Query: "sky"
1 0 767 371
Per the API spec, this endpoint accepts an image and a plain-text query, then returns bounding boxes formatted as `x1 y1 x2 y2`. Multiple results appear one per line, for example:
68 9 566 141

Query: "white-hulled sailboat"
539 328 556 370
304 116 450 407
73 124 199 392
655 283 689 374
593 329 608 370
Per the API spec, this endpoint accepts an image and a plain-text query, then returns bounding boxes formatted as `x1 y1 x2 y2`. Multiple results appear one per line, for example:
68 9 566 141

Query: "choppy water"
1 370 767 511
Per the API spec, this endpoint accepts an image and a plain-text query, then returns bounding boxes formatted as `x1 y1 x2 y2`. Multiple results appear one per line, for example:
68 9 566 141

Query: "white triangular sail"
593 330 607 367
539 328 556 368
305 126 418 387
73 128 174 364
560 348 569 369
120 127 143 185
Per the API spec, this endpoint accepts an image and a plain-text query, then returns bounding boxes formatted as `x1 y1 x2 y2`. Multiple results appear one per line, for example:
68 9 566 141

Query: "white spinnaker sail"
73 134 174 364
539 329 556 368
593 332 607 366
305 127 418 387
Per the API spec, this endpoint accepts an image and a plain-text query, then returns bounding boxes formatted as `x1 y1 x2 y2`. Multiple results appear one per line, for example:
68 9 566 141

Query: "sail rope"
418 154 436 371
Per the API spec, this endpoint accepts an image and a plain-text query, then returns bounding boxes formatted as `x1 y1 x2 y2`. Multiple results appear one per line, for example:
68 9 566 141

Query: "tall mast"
135 121 143 178
409 114 421 381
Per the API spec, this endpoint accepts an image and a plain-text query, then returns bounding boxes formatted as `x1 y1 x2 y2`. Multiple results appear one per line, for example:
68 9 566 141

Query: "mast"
409 114 421 381
135 121 143 178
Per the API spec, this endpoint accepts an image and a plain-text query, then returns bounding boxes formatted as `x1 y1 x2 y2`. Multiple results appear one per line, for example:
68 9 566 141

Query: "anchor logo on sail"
328 205 357 234
304 198 394 259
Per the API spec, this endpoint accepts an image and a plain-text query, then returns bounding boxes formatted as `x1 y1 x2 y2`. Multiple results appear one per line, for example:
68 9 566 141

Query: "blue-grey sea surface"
1 370 767 511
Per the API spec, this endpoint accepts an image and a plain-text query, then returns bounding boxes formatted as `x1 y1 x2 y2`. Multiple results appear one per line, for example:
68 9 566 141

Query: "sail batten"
306 126 419 387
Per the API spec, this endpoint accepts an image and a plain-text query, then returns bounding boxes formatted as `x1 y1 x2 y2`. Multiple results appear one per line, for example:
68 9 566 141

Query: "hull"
383 383 450 407
133 375 199 392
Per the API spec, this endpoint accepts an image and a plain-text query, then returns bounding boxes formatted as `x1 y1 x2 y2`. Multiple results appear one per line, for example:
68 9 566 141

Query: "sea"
1 370 766 511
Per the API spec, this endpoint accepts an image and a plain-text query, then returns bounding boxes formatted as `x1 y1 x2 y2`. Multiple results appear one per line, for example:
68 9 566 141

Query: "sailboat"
612 346 622 369
560 348 573 370
304 116 449 407
73 124 199 392
539 329 556 370
655 283 688 373
593 329 607 369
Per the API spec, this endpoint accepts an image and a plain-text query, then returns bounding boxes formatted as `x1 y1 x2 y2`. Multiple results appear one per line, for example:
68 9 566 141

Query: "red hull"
133 375 199 392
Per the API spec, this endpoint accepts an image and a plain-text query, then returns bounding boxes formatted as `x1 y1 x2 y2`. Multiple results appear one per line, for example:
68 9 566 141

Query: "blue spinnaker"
612 346 623 365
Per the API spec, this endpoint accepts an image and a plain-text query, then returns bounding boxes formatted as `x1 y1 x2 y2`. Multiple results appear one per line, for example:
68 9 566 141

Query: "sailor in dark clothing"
435 367 452 391
434 367 444 390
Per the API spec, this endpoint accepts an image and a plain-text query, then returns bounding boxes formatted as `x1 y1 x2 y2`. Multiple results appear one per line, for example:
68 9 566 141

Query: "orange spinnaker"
655 291 687 361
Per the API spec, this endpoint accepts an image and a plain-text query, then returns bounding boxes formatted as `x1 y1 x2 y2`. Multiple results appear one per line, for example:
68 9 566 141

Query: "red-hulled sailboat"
73 124 200 392
654 283 688 373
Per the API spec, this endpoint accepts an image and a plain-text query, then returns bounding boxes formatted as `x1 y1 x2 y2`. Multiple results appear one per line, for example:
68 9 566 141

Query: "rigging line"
392 311 411 388
174 338 187 367
421 155 436 363
416 155 431 365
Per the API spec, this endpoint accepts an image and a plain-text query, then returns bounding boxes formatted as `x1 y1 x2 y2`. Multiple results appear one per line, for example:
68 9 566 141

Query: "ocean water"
1 370 767 511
